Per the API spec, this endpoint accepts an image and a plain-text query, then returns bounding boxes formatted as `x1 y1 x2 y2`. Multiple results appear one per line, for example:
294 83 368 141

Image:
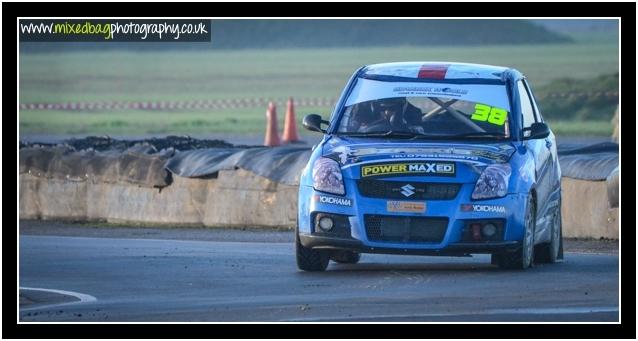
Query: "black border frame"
5 2 635 339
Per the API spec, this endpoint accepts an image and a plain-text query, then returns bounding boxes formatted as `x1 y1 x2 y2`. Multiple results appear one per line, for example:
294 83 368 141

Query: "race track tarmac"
18 226 619 322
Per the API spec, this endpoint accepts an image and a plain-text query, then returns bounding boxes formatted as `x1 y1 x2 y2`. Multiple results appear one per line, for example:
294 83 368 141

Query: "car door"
518 79 552 241
526 79 560 185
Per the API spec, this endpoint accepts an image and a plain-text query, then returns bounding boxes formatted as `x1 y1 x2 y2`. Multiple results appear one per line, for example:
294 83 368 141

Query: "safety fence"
19 98 337 111
18 92 618 112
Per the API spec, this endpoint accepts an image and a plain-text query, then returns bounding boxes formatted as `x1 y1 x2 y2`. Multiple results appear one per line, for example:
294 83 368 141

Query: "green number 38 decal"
471 104 507 126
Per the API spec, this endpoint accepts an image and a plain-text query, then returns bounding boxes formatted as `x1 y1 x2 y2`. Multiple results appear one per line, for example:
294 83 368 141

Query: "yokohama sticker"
460 204 506 213
315 195 352 207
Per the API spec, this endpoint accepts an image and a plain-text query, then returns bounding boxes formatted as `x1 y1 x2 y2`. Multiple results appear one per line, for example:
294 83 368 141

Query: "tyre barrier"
19 169 296 228
19 143 619 239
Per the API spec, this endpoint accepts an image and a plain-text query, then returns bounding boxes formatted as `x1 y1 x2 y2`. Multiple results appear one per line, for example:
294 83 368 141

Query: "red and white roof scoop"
417 64 450 79
363 62 425 78
363 62 508 81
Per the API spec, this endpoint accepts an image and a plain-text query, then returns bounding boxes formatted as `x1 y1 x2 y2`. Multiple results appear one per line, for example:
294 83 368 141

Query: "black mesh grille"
357 180 460 200
364 215 448 243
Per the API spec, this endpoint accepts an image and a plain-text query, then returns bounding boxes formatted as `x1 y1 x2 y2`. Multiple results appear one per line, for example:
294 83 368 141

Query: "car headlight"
472 163 511 200
312 157 345 195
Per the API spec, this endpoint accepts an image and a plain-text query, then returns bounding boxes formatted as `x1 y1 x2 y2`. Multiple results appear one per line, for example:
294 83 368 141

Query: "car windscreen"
337 78 511 139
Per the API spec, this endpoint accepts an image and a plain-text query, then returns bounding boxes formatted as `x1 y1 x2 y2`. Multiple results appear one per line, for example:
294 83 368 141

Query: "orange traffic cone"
282 97 300 144
264 102 280 146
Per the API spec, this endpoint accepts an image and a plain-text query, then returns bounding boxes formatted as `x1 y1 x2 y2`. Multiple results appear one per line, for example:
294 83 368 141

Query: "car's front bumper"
298 183 529 255
299 234 521 256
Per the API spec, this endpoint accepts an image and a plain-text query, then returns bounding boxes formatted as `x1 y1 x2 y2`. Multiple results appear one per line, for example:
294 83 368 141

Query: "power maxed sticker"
361 162 455 178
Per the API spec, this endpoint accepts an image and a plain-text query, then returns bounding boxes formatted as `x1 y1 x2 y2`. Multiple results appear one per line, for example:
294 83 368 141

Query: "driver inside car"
351 97 423 133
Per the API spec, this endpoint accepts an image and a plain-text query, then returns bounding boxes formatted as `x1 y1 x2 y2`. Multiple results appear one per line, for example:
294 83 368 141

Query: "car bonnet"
322 136 516 170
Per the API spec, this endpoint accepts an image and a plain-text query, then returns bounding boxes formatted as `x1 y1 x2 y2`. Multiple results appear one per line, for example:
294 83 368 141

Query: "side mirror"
302 114 329 133
523 122 550 140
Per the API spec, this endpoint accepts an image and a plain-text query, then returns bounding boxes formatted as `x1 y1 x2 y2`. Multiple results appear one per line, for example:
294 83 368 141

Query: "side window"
517 80 536 129
523 79 543 122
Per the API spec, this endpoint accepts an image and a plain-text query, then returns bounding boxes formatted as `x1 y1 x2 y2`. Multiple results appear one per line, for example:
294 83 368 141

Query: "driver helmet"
373 97 406 119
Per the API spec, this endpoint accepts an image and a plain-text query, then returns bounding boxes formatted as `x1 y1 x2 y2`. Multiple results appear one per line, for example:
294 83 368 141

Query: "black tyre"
330 251 361 264
295 232 329 272
495 195 536 270
535 202 562 263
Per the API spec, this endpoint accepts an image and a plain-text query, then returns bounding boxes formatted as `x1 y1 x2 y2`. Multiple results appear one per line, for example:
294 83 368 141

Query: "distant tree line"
535 73 619 121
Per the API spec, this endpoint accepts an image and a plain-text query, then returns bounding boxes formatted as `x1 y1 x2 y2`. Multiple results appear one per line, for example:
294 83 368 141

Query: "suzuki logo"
400 184 415 197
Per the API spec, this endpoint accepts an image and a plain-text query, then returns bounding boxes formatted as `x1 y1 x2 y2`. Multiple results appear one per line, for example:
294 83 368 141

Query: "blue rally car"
296 62 563 271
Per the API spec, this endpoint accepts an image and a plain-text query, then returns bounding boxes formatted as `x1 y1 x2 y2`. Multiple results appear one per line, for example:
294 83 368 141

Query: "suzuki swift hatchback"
296 62 563 271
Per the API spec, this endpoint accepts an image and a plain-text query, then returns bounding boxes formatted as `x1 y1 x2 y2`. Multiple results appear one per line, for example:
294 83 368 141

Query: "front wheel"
494 195 536 270
295 232 329 272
